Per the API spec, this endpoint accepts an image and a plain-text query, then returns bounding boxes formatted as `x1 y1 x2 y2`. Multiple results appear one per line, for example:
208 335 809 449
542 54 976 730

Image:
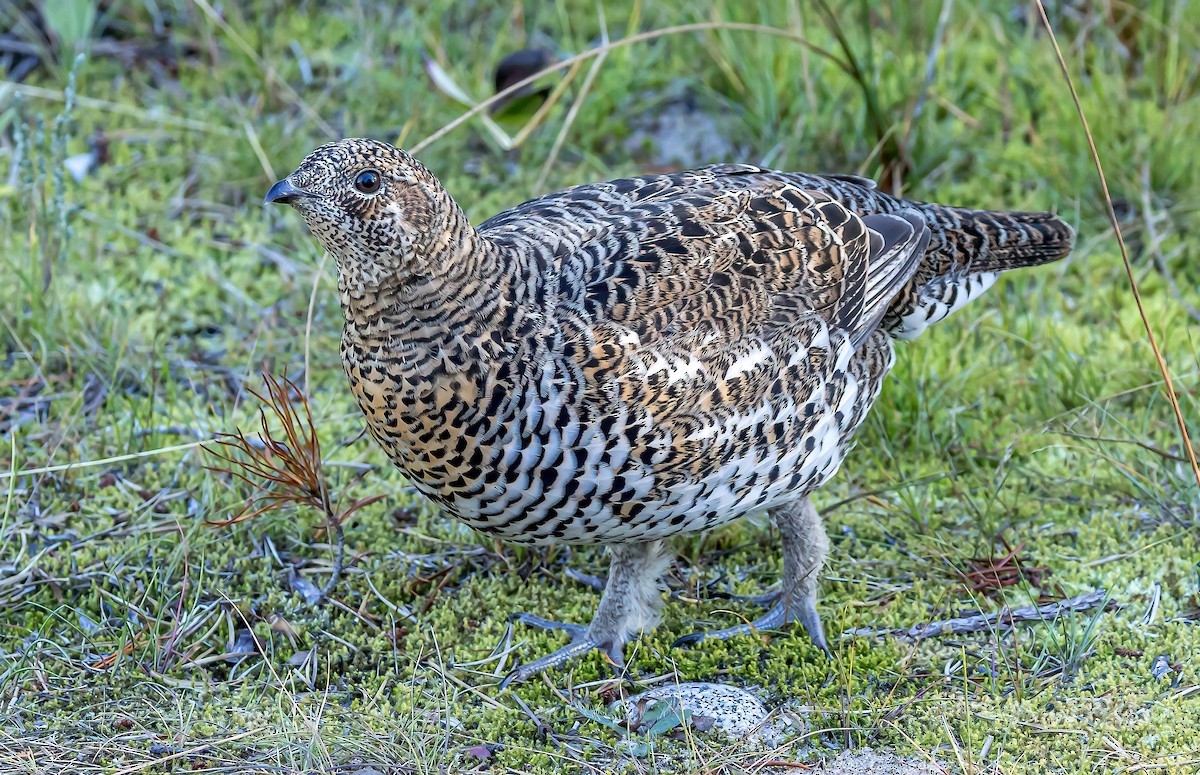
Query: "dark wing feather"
851 211 930 345
478 168 923 449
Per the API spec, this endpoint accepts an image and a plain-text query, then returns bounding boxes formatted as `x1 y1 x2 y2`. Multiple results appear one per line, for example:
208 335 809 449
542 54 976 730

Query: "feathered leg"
674 496 830 654
501 540 672 688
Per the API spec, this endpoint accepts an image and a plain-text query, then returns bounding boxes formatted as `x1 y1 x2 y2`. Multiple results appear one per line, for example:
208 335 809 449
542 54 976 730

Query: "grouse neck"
337 224 536 368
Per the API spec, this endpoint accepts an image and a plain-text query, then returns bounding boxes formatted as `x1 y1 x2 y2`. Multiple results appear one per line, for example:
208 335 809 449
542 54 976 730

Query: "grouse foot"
672 589 830 655
501 540 673 688
673 496 830 655
500 613 627 689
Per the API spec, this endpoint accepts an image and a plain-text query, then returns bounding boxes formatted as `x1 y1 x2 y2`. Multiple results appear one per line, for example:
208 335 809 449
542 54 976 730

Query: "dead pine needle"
203 370 382 604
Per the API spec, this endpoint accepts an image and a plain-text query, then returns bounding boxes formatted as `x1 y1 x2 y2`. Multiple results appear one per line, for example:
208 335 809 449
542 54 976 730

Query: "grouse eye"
354 169 381 195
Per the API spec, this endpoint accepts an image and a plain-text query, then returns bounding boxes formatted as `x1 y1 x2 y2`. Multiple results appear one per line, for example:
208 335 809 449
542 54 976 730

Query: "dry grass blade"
812 0 910 191
0 440 208 481
203 371 379 602
1035 1 1200 490
533 5 610 191
1139 164 1200 325
189 0 337 138
2 81 239 135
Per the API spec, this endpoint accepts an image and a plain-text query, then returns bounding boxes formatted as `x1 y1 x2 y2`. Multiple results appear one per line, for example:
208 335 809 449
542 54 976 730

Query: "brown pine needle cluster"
204 370 383 602
958 542 1050 599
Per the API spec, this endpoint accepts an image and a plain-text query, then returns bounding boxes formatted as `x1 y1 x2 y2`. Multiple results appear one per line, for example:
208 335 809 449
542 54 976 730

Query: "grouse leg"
501 540 672 688
674 496 830 655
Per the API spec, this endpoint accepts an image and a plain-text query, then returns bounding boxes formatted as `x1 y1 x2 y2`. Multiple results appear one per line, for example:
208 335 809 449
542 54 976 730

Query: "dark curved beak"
263 178 312 206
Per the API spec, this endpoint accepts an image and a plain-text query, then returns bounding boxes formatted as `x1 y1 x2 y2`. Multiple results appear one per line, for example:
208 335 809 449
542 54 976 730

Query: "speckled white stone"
611 681 799 747
816 748 943 775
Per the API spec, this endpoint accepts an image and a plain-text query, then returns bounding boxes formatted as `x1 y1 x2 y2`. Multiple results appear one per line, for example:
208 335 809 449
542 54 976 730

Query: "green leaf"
645 702 688 737
43 0 96 59
492 90 551 125
574 706 624 733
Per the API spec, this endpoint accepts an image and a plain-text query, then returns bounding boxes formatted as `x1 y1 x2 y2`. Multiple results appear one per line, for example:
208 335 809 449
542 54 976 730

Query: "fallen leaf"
288 568 323 605
287 649 311 667
228 629 262 660
491 48 553 118
464 743 494 759
77 611 102 636
268 613 298 643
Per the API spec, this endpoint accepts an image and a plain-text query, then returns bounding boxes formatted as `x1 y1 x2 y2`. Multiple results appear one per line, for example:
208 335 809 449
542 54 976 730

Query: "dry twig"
956 541 1050 597
204 370 383 603
844 589 1110 640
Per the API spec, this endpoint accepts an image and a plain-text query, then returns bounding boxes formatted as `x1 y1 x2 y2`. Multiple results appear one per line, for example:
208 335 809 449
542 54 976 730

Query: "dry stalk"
204 370 384 603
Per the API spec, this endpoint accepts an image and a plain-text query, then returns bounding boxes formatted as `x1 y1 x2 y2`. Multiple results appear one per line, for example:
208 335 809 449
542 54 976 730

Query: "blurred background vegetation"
1 1 1199 772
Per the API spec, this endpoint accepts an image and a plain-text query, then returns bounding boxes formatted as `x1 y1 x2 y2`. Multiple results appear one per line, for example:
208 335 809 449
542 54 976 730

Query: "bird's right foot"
500 541 669 689
500 612 626 689
671 591 830 656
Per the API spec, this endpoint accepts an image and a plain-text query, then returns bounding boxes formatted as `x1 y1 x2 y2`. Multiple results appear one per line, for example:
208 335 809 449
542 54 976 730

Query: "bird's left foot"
500 613 626 689
676 497 830 656
672 592 830 656
500 541 670 689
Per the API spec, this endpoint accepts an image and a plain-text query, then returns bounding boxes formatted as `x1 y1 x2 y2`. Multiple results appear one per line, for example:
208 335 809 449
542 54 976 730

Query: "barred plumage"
267 138 1074 685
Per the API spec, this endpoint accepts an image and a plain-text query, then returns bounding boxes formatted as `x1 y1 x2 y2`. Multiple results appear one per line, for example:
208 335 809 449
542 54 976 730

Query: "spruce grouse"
266 138 1074 686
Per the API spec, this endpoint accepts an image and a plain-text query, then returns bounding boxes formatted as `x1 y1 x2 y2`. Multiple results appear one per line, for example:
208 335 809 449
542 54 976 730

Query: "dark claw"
671 632 706 649
499 667 526 690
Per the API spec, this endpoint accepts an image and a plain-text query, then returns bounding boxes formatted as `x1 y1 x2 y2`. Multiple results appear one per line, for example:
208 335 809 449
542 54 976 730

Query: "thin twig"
1035 1 1200 490
511 693 562 746
1054 430 1192 464
844 589 1110 639
318 517 346 602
